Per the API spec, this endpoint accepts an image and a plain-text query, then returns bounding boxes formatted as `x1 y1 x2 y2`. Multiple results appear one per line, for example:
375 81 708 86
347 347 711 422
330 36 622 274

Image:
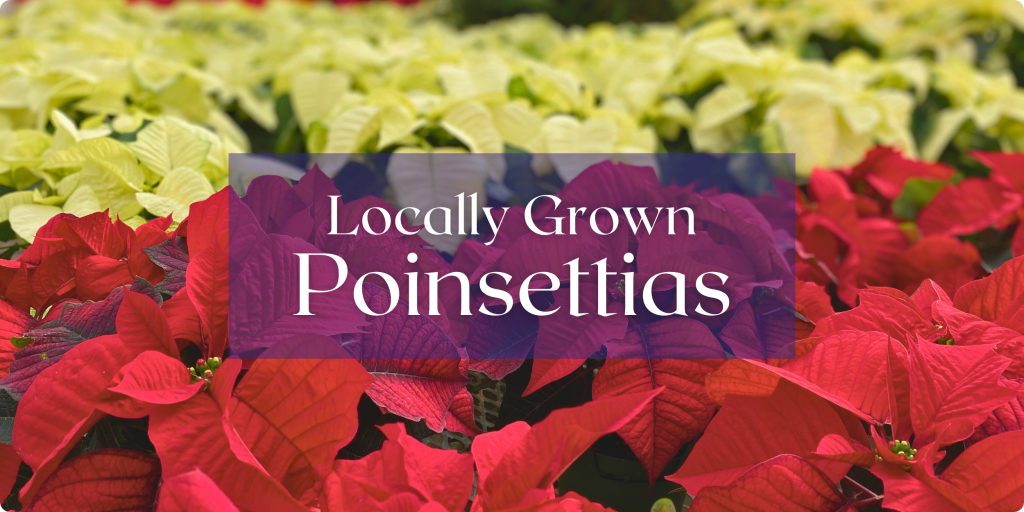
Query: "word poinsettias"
669 260 1024 512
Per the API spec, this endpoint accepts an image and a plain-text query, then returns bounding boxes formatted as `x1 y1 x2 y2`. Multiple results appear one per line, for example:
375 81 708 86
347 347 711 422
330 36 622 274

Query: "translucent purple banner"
227 153 796 362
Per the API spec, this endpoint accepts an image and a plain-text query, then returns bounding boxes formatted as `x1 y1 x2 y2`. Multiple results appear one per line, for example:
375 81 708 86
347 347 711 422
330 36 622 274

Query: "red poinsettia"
0 213 173 378
793 147 1024 305
674 255 1024 511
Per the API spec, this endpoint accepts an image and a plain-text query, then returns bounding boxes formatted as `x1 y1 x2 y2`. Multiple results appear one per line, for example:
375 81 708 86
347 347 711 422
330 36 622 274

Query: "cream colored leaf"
526 63 584 112
386 147 489 254
153 167 214 218
437 60 510 98
440 102 502 152
695 36 761 66
62 185 103 218
135 193 185 220
290 70 351 131
74 161 140 214
9 204 62 243
237 88 278 131
839 103 881 135
130 118 212 177
33 189 64 207
767 94 838 177
492 101 542 150
694 84 755 130
921 108 970 162
437 65 478 99
50 110 111 152
0 76 32 109
132 55 183 94
121 216 147 230
539 115 621 182
440 101 506 179
377 105 425 150
40 137 144 189
542 115 618 153
0 191 34 224
324 105 382 154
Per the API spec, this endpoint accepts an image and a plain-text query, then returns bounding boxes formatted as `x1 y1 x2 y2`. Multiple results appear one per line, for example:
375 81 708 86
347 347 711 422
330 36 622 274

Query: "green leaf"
305 121 329 154
508 76 541 105
650 498 677 512
892 177 948 220
10 337 33 349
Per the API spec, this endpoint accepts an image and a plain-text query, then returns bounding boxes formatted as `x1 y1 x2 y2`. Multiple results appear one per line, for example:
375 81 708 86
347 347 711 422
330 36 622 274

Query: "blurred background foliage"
446 0 686 27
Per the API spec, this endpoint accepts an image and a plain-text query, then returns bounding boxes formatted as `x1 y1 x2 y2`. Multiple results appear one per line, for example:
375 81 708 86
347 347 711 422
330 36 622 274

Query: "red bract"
918 151 1024 242
795 279 833 340
968 379 1024 445
146 336 372 509
228 173 472 432
687 455 850 512
22 449 160 511
917 178 1023 237
811 287 941 345
321 423 474 512
705 330 896 425
668 380 855 495
952 256 1024 333
892 236 984 298
0 443 19 501
181 189 230 359
156 470 239 512
693 263 1024 511
446 388 483 437
812 341 1024 512
0 212 170 313
0 299 32 376
526 285 627 393
341 284 468 432
840 147 955 202
592 318 725 486
471 390 662 511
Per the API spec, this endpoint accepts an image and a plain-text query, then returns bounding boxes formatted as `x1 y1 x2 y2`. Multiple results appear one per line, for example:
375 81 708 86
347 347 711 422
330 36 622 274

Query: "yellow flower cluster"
1 0 1023 243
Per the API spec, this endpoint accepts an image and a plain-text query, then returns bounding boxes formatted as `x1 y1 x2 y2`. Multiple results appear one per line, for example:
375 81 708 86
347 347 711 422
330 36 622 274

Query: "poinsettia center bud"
190 357 222 383
888 439 917 461
936 335 954 345
608 278 627 301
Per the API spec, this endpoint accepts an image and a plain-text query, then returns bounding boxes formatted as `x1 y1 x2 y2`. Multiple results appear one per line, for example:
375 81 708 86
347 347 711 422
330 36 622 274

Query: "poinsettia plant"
0 148 1022 512
797 147 1024 306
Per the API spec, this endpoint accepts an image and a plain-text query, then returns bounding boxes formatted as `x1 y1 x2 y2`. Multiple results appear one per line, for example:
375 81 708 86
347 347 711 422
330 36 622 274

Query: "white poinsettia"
0 0 1021 220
